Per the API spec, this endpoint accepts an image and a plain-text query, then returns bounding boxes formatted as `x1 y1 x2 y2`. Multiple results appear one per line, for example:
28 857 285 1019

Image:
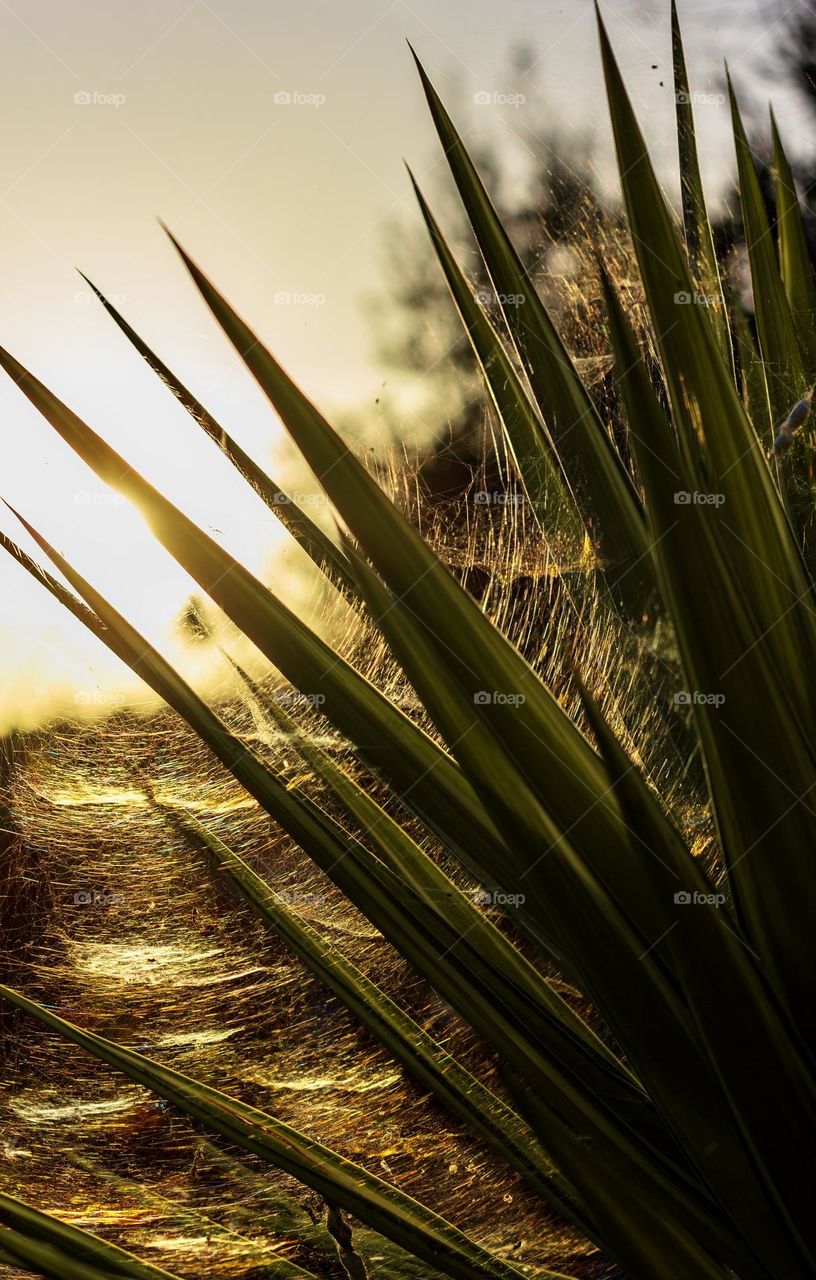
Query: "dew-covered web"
0 439 698 1280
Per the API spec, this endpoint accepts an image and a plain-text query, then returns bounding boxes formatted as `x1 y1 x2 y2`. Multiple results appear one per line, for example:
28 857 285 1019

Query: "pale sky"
0 0 810 723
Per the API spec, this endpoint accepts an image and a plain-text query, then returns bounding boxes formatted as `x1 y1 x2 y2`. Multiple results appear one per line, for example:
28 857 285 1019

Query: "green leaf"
670 0 732 368
503 1077 733 1280
733 302 770 435
768 110 816 565
581 670 816 1276
409 49 653 602
728 72 806 422
770 111 816 367
78 272 360 601
407 169 586 556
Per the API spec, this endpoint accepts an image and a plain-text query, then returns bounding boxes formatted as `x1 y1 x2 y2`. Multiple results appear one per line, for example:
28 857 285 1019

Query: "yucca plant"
2 4 816 1277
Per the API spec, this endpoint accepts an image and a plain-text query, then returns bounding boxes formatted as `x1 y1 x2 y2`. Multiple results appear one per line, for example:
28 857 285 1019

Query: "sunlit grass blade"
0 344 513 898
78 272 360 601
409 50 652 603
161 803 586 1224
0 529 102 635
407 169 586 557
670 0 731 367
0 1192 189 1280
0 984 558 1280
728 72 807 420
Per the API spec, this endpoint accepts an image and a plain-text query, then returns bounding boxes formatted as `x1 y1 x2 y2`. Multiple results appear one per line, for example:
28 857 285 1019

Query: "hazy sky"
0 0 809 721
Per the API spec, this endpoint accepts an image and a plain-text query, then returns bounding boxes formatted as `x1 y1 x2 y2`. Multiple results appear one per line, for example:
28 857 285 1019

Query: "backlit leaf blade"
670 0 731 367
407 169 586 556
0 343 512 899
770 110 816 369
410 49 652 601
728 72 806 421
79 272 360 600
